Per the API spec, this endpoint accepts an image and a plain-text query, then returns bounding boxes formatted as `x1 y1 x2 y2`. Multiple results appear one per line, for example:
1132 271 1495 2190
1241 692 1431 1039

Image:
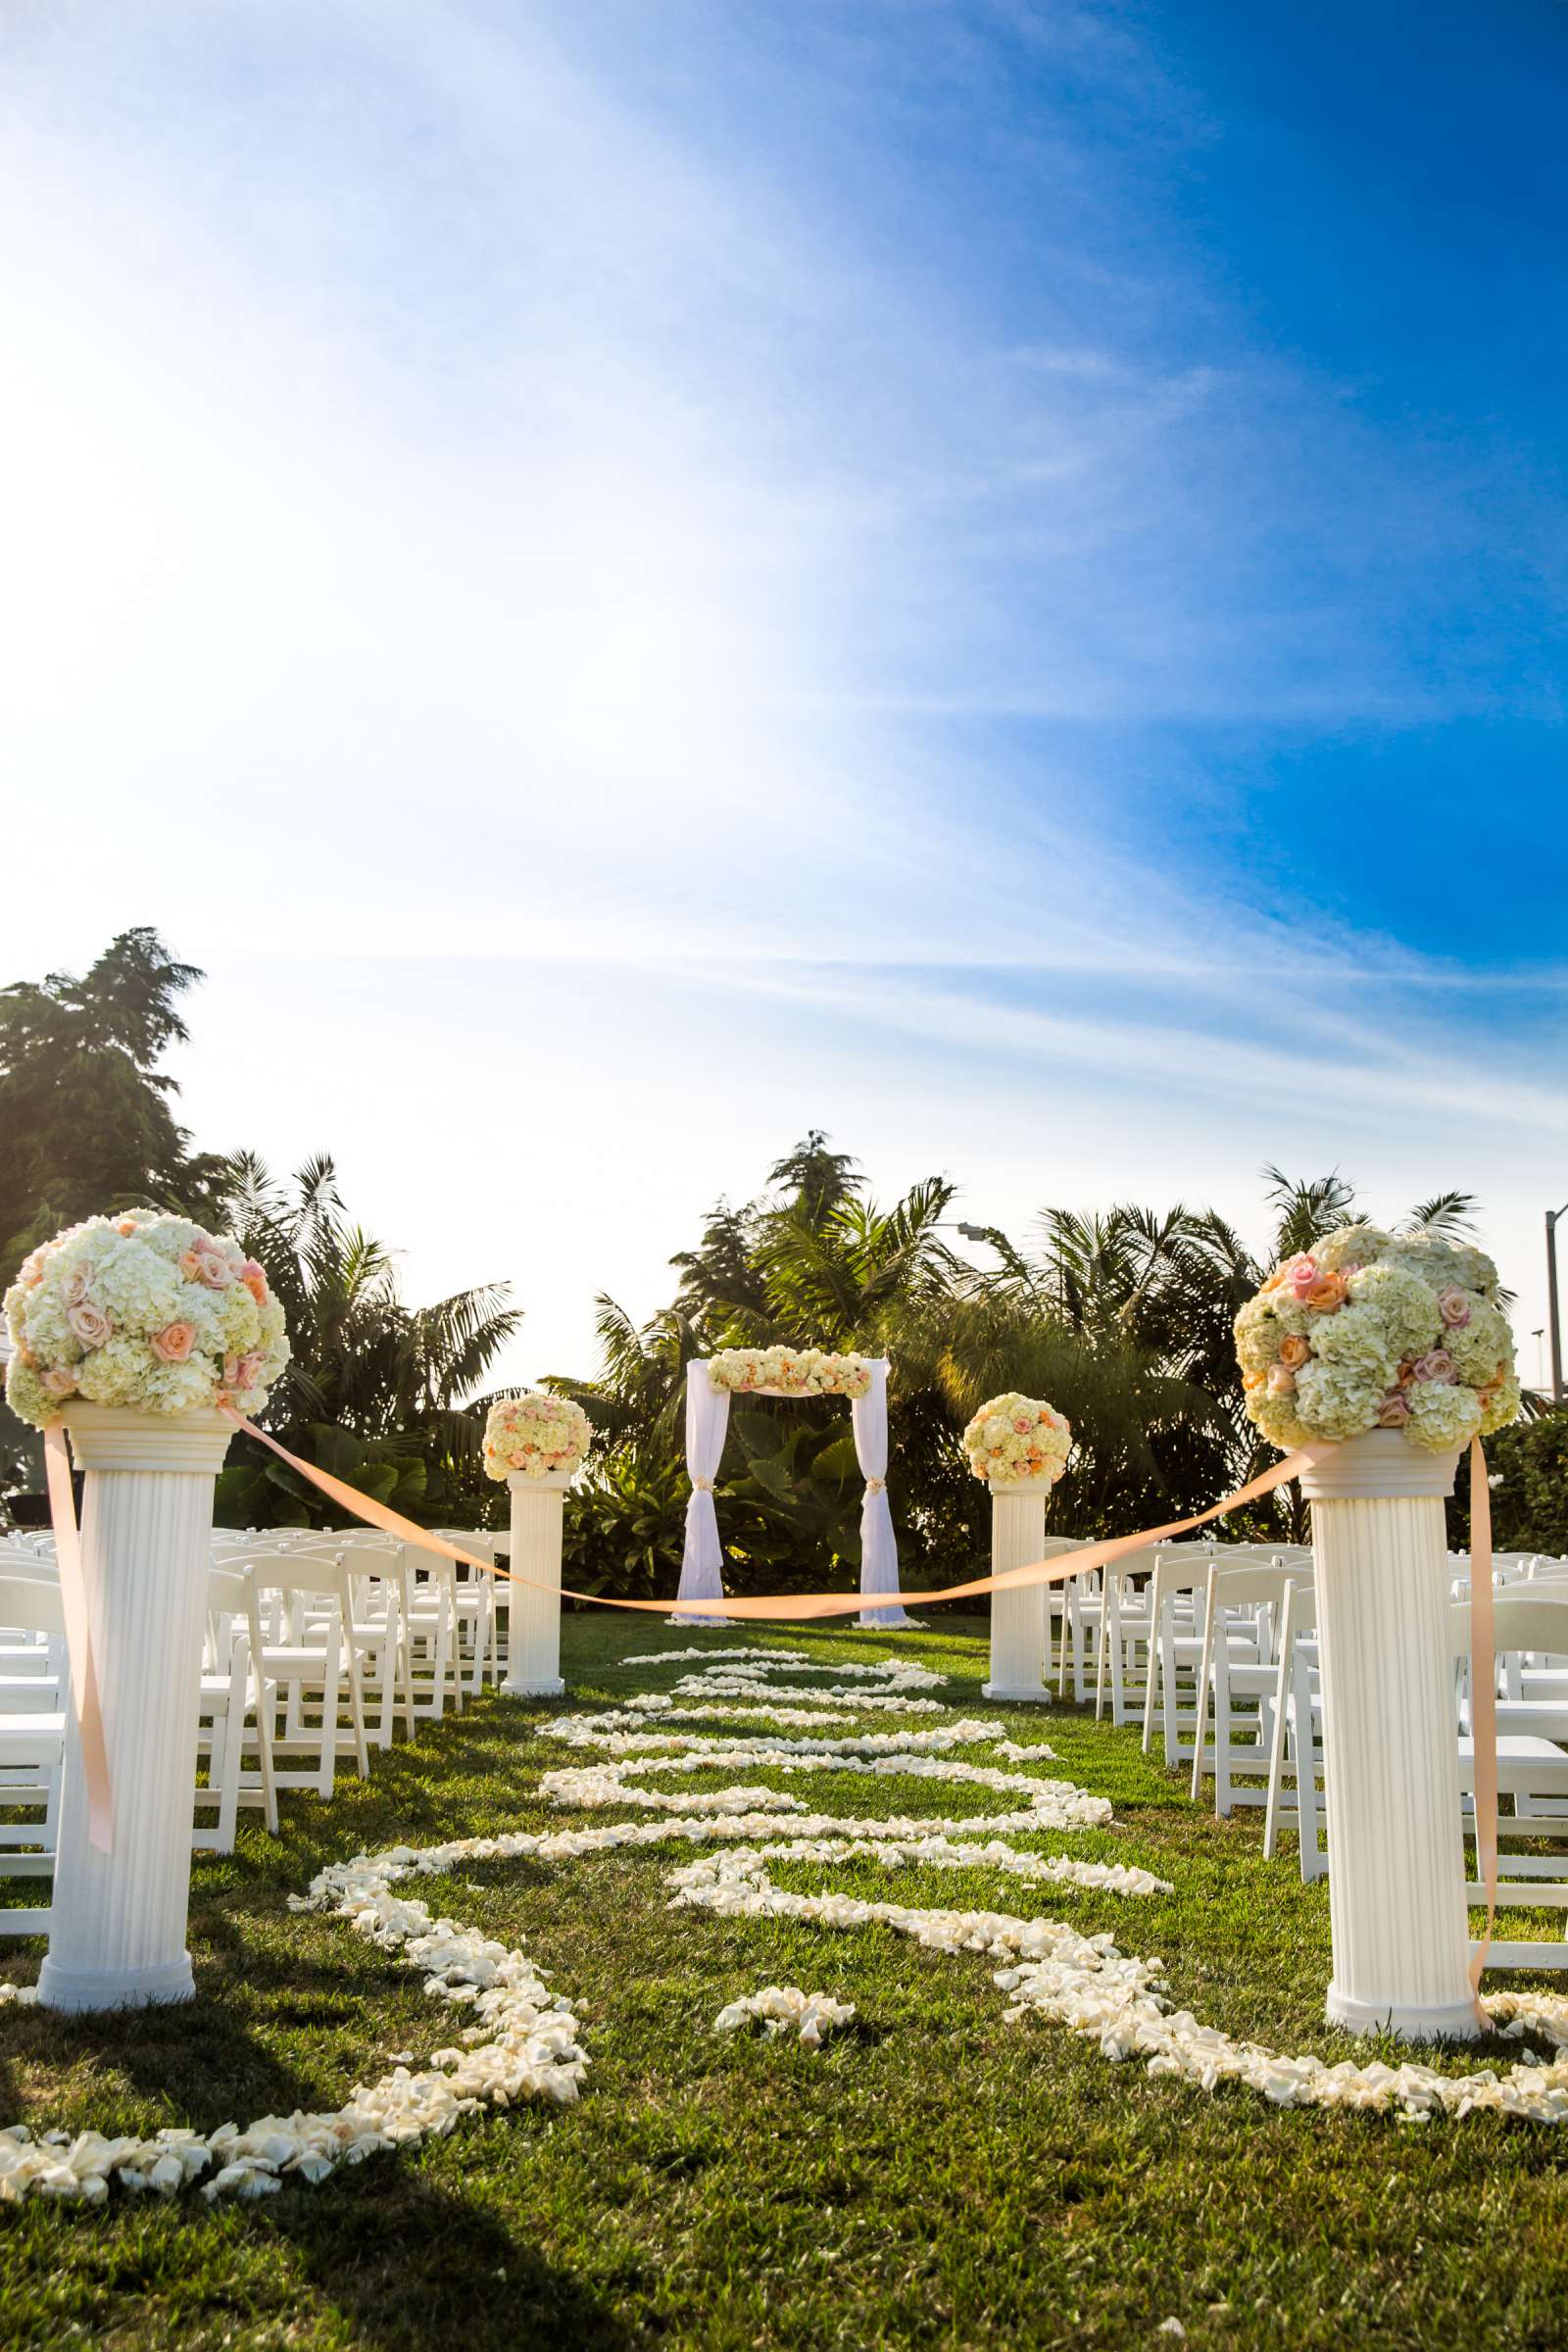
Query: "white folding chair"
1189 1563 1295 1814
197 1569 279 1848
246 1559 370 1797
1141 1549 1213 1768
1262 1579 1326 1880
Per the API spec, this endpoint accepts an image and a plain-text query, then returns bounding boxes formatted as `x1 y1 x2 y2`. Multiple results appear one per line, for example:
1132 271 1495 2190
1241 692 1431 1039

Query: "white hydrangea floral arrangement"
961 1394 1073 1487
482 1394 593 1481
3 1212 289 1428
707 1347 873 1399
1235 1223 1521 1455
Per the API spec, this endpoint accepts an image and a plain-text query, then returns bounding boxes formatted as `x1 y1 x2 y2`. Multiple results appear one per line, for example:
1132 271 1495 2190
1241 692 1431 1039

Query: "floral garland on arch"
707 1347 872 1399
1234 1223 1522 1454
482 1394 593 1481
961 1394 1072 1487
3 1213 289 1427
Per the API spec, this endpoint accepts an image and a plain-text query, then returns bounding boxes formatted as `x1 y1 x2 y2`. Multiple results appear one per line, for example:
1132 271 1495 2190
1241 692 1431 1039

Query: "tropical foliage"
553 1138 1510 1588
212 1154 522 1529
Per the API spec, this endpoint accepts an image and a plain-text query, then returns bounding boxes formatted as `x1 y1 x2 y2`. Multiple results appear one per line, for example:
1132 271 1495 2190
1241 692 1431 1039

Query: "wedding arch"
672 1348 908 1627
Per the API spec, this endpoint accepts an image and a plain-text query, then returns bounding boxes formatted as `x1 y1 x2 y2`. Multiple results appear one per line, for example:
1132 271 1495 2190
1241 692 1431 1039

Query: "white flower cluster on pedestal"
713 1985 857 2047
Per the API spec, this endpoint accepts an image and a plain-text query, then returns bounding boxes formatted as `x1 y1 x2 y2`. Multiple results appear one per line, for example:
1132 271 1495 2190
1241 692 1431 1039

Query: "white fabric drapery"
852 1358 909 1628
673 1359 731 1622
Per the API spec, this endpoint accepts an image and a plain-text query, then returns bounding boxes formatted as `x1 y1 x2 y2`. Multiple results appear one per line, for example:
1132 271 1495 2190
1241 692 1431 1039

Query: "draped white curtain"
673 1359 731 1622
852 1358 909 1628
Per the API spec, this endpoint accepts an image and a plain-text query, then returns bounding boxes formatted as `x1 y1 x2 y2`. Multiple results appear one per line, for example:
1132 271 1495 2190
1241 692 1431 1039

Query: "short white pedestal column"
502 1471 569 1697
39 1405 232 2014
1304 1430 1478 2042
982 1482 1050 1703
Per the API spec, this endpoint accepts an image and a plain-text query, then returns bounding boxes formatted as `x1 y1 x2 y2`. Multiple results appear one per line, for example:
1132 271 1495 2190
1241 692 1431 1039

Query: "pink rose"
1286 1254 1320 1301
1377 1392 1412 1426
1437 1286 1472 1329
191 1247 233 1290
40 1367 77 1399
1411 1349 1455 1385
151 1322 197 1363
1266 1365 1297 1396
67 1300 113 1348
64 1266 95 1306
1012 1416 1033 1434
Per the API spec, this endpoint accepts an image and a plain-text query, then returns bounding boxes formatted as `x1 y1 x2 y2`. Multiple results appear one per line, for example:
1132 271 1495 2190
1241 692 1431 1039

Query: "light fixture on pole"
1548 1202 1568 1407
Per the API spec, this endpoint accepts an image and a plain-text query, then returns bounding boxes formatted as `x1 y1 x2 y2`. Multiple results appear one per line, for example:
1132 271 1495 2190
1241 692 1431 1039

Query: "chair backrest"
1451 1593 1568 1663
0 1573 67 1640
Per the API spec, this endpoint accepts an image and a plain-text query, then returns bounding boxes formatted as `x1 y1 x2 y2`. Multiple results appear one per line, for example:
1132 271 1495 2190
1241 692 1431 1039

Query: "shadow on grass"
264 2164 635 2352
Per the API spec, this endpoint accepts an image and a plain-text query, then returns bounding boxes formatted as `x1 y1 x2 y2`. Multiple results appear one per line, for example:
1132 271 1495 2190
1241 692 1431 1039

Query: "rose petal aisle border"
0 1856 585 2207
10 1634 1568 2212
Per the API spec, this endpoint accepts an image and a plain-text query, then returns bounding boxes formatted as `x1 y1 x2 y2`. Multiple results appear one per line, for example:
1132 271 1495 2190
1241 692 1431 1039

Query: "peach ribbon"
223 1407 1331 1615
229 1410 1504 1992
1467 1436 1496 2004
42 1425 114 1854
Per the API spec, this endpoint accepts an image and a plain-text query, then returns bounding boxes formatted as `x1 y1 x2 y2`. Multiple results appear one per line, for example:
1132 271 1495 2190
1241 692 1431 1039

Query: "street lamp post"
1549 1204 1568 1407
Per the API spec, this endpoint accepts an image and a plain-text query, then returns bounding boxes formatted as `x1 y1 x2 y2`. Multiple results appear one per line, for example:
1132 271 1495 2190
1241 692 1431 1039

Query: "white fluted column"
1304 1430 1477 2040
39 1405 232 2013
982 1482 1050 1703
502 1471 569 1696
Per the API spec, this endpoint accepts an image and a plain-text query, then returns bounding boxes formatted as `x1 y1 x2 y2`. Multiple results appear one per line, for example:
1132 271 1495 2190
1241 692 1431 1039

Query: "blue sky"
2 1 1564 1382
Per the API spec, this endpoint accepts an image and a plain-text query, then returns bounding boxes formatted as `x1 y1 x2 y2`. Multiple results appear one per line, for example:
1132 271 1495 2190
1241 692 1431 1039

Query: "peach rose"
222 1351 264 1389
240 1259 269 1305
1303 1272 1348 1312
1267 1365 1297 1396
1412 1349 1455 1385
1437 1285 1472 1329
39 1366 77 1399
1242 1369 1264 1392
117 1218 137 1237
151 1322 197 1363
1377 1392 1411 1427
63 1266 94 1307
192 1247 233 1290
67 1300 113 1348
1278 1335 1311 1369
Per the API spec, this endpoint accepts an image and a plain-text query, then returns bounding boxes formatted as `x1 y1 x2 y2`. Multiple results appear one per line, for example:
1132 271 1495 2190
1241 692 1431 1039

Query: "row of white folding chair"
0 1571 66 1935
1105 1542 1308 1735
245 1527 494 1710
1451 1594 1568 1967
1263 1588 1568 1918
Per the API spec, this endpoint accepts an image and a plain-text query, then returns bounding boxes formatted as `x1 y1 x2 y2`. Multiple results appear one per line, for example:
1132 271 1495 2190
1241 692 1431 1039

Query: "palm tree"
216 1152 522 1526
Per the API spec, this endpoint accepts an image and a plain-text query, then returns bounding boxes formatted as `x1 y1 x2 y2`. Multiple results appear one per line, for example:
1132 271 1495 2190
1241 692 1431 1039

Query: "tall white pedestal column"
982 1482 1050 1703
39 1405 232 2014
1304 1430 1478 2041
502 1470 569 1697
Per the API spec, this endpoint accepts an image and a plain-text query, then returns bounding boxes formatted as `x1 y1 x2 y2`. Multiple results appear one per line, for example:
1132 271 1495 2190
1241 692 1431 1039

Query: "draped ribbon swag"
44 1409 1500 1997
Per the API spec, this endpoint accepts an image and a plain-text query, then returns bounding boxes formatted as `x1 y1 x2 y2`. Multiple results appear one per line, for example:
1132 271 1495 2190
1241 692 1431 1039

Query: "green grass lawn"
2 1611 1566 2352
